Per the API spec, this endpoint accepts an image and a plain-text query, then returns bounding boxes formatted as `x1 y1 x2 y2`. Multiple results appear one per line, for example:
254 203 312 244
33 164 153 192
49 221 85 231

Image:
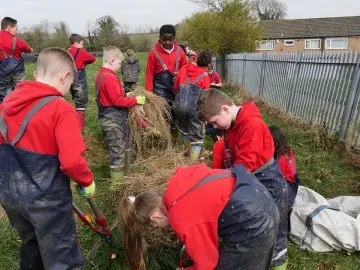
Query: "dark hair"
1 17 17 30
69 34 84 45
268 126 293 159
196 51 213 67
159 24 176 37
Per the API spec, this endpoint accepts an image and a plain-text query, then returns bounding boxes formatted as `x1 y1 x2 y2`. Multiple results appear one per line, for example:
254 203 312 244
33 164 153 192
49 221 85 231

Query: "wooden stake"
124 149 131 174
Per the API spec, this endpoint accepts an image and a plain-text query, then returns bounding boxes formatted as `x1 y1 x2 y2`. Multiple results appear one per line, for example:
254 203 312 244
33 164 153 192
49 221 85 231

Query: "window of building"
284 40 295 46
256 40 275 50
325 38 348 49
305 39 321 49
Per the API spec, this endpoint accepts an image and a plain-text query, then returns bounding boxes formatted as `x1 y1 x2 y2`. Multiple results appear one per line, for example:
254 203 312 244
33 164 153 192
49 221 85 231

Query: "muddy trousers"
217 164 279 270
255 162 289 267
70 69 88 110
98 106 130 169
2 201 82 270
0 70 25 103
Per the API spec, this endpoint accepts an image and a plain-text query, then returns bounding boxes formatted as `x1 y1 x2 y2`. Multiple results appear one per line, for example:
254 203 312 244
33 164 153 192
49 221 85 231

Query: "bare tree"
187 0 224 11
250 0 287 20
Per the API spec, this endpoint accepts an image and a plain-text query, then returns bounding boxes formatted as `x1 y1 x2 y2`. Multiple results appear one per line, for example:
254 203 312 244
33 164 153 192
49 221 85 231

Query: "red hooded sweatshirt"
226 101 274 172
95 67 137 108
212 139 226 169
174 63 211 92
68 46 96 70
145 41 187 92
164 163 235 270
0 81 93 186
0 30 32 60
278 152 296 183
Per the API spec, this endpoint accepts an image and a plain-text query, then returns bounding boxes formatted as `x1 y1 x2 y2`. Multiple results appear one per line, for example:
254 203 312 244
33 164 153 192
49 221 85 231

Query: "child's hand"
76 181 96 198
136 95 146 105
216 135 224 141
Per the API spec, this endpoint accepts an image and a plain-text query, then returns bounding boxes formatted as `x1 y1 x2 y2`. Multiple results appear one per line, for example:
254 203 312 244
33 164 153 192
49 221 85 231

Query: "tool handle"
87 197 102 218
72 203 100 233
87 198 111 235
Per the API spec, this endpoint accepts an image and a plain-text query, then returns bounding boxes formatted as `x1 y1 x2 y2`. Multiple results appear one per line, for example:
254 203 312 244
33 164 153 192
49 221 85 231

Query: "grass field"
0 52 360 270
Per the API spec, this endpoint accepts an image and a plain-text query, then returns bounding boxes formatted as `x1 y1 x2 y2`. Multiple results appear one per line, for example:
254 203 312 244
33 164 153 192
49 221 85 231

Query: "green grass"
1 53 360 270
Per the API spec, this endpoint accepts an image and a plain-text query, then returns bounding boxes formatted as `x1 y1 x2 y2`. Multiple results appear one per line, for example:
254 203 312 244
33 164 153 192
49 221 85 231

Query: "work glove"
76 181 96 198
135 95 146 105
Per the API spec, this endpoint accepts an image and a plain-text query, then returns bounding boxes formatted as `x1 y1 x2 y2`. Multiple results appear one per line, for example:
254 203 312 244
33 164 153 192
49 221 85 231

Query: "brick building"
256 16 360 53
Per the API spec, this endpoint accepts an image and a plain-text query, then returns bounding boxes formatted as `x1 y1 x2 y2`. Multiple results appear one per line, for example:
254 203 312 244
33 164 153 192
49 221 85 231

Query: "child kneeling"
120 163 279 270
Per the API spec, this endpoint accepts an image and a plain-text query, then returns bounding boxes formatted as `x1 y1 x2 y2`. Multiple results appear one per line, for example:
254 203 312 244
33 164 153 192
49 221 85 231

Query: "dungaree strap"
185 72 208 85
10 37 16 58
11 96 59 146
170 171 234 209
95 73 111 106
152 48 168 71
0 109 8 143
0 37 16 58
73 48 80 61
192 72 208 85
174 46 181 73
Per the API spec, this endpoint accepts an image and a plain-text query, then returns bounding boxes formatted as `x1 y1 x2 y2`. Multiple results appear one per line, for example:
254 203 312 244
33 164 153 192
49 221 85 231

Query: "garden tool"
73 197 117 259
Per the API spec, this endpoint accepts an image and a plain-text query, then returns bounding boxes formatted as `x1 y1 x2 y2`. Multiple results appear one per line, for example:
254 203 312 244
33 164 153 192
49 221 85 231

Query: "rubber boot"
271 259 288 270
190 144 202 161
76 110 86 130
181 135 191 157
110 167 122 181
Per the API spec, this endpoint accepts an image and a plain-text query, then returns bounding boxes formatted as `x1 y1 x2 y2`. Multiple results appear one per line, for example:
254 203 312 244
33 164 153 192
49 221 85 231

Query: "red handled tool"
73 197 117 259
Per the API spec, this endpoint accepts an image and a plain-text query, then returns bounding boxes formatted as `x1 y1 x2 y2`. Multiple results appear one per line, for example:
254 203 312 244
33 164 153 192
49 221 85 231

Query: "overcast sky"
1 0 360 34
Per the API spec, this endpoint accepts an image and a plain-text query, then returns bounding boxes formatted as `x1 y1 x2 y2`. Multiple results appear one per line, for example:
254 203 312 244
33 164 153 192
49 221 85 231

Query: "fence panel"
213 51 360 148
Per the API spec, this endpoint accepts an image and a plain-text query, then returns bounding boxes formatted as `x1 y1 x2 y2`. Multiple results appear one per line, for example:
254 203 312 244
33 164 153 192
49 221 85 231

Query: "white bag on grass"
290 186 360 253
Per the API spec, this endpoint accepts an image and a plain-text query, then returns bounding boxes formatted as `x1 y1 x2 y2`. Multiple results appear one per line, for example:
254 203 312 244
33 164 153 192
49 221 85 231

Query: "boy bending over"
198 89 289 270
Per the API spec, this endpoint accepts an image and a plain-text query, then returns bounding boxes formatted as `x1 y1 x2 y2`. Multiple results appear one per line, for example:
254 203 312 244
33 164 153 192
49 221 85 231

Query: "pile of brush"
127 86 173 160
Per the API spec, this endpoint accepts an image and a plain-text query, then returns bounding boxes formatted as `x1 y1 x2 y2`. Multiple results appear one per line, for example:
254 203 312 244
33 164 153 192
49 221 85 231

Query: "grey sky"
1 0 360 34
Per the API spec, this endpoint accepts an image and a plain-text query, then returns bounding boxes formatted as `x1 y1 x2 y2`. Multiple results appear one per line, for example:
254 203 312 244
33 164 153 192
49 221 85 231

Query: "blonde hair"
119 190 164 270
126 49 134 57
197 88 234 121
103 46 124 64
36 47 77 79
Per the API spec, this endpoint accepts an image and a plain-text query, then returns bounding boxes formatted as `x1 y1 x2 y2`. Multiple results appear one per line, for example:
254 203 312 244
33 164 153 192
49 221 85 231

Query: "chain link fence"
213 51 360 148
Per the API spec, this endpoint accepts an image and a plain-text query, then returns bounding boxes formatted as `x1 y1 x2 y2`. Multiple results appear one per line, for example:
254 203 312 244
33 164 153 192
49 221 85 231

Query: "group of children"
0 16 298 270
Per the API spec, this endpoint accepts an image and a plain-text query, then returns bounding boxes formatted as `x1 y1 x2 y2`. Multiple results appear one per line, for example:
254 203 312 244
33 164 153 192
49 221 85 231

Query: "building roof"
260 16 360 39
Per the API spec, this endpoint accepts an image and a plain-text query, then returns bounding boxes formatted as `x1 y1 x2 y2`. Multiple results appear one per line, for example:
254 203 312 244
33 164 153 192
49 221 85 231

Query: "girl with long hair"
119 163 279 270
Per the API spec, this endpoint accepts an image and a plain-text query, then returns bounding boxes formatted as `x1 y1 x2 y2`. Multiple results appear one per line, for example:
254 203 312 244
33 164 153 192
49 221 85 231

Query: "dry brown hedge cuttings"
109 86 193 248
128 86 173 160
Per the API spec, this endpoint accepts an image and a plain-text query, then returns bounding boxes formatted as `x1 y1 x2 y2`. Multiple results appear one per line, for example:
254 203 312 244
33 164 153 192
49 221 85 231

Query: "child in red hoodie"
145 24 187 132
0 48 95 269
119 163 279 270
95 46 146 180
269 126 300 209
0 17 33 103
173 52 211 160
68 33 96 129
198 89 288 270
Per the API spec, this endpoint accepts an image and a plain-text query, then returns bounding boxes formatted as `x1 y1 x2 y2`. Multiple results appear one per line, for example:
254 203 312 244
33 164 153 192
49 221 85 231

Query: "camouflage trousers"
70 69 88 110
0 70 25 103
98 106 130 169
